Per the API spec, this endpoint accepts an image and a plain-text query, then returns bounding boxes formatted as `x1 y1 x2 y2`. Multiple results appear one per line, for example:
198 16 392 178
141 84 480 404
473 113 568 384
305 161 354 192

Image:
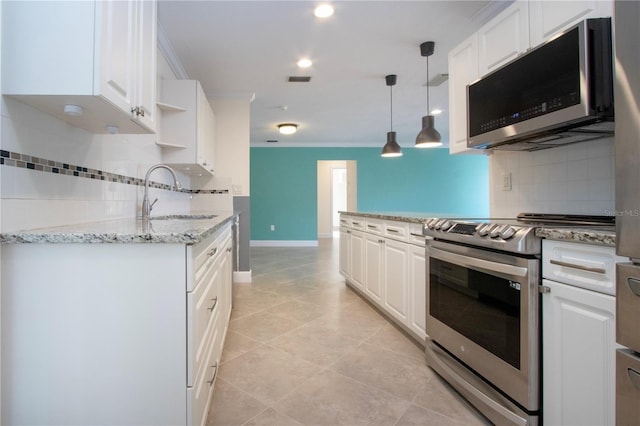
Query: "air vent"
266 140 278 143
288 76 311 82
427 73 449 87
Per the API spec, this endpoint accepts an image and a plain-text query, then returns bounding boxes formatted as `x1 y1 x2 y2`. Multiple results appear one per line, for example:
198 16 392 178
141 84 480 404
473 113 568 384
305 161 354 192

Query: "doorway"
317 160 357 238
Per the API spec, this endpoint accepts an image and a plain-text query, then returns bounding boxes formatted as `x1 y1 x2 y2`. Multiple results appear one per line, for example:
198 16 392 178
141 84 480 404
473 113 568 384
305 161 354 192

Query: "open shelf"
155 141 187 149
156 101 186 112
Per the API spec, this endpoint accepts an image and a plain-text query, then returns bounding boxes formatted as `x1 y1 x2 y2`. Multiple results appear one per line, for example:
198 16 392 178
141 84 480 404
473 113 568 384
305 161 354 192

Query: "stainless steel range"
422 213 614 425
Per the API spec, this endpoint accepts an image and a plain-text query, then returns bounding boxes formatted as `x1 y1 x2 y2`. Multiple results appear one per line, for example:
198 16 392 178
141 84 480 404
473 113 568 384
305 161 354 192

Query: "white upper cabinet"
158 80 216 175
529 0 614 46
478 0 530 76
2 0 157 134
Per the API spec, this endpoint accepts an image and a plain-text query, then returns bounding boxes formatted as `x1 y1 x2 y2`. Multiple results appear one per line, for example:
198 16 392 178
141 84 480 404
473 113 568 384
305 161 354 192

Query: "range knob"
499 226 516 240
489 224 503 238
476 223 490 236
433 219 445 230
440 220 452 231
427 218 438 229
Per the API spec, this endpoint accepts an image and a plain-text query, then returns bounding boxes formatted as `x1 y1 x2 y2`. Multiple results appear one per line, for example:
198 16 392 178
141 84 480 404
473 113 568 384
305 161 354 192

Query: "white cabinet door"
339 227 351 279
95 0 136 115
350 230 366 291
478 0 530 76
408 243 426 341
542 279 617 426
529 0 614 46
364 233 384 303
383 238 408 323
2 0 156 134
448 33 480 155
132 0 158 132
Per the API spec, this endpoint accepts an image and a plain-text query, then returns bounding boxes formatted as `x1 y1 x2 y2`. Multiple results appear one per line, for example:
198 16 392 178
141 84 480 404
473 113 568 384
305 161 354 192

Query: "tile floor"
207 237 491 426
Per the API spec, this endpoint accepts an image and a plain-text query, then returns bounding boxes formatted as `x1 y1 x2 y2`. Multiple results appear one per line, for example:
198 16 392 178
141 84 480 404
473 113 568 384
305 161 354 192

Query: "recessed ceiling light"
63 104 83 116
314 4 334 18
297 58 312 68
278 123 298 135
431 109 443 115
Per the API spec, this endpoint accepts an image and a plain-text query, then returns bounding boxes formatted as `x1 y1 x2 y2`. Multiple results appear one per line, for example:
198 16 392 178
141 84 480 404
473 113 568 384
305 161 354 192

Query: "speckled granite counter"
0 211 236 244
535 226 616 247
339 211 458 224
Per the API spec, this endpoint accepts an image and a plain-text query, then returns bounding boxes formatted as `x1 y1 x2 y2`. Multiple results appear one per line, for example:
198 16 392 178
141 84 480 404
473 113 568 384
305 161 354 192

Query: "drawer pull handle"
627 367 640 390
207 247 217 257
627 277 640 297
352 221 361 225
207 362 218 387
226 247 232 253
410 233 423 238
367 224 377 229
207 297 218 312
549 259 606 274
387 229 400 233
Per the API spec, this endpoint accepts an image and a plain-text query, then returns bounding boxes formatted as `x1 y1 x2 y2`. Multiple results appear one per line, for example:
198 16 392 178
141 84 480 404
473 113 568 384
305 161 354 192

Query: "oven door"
426 239 540 412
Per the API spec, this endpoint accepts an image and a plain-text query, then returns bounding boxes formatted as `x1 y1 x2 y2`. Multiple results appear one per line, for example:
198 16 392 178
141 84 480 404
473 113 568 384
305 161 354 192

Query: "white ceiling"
158 1 511 148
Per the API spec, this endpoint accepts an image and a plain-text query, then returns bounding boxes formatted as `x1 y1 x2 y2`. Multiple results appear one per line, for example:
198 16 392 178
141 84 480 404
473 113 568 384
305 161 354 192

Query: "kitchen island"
1 211 237 426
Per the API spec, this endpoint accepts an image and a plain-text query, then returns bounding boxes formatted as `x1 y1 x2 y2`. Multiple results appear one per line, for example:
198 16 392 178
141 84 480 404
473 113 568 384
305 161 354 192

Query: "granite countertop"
0 211 237 244
535 226 616 247
339 211 458 224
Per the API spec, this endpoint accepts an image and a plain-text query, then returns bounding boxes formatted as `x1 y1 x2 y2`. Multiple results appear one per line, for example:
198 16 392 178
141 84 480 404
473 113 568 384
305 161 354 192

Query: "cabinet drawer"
409 223 425 246
187 258 220 386
365 219 383 235
187 325 219 426
339 216 351 228
383 221 409 242
616 349 640 426
350 218 365 230
542 240 625 295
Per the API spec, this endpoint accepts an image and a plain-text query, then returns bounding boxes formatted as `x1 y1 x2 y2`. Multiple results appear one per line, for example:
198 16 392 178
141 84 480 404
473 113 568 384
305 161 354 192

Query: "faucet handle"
150 198 158 212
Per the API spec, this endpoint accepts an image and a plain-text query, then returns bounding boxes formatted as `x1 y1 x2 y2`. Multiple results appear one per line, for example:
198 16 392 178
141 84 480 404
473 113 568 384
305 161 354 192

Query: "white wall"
489 138 615 217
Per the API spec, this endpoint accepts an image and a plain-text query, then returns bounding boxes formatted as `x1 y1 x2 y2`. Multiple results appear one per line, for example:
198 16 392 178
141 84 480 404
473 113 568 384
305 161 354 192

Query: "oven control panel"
423 218 541 255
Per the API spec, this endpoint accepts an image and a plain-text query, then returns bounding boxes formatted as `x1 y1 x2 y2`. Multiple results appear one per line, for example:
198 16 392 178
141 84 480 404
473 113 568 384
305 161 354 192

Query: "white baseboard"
250 240 319 247
233 270 252 283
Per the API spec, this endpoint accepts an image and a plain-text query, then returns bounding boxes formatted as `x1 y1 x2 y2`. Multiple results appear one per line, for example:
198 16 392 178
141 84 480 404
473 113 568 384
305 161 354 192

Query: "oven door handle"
429 246 528 279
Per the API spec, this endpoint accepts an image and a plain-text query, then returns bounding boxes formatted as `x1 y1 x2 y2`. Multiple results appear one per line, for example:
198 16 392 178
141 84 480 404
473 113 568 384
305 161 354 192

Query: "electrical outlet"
270 225 275 231
502 172 512 191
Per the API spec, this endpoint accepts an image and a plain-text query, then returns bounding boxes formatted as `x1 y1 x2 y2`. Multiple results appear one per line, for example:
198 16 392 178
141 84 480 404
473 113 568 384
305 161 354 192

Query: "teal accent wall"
250 147 489 240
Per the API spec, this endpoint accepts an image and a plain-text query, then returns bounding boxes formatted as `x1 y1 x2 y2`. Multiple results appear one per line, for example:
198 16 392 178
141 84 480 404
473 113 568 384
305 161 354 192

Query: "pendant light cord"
426 55 430 115
390 84 393 131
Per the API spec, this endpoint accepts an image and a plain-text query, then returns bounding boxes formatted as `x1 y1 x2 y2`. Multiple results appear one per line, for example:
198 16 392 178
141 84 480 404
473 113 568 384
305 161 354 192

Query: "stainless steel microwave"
467 18 614 152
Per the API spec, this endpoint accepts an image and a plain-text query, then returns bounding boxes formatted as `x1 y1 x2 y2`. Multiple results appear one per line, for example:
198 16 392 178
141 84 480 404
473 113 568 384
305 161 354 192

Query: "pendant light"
381 74 402 157
415 41 442 148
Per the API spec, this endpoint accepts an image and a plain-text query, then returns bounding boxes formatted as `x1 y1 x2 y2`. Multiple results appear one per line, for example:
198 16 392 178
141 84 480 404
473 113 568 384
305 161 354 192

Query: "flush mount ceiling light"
314 4 334 18
63 104 83 116
278 123 298 135
381 74 402 158
297 58 312 68
415 41 443 148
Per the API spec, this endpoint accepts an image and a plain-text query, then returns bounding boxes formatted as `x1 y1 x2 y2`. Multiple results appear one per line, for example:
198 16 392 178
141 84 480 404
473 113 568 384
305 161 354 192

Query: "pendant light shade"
415 41 442 148
381 74 402 157
382 132 402 157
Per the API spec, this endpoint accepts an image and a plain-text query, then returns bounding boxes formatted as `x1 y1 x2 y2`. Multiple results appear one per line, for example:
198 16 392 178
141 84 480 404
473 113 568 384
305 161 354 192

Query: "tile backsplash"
1 97 230 232
489 138 615 217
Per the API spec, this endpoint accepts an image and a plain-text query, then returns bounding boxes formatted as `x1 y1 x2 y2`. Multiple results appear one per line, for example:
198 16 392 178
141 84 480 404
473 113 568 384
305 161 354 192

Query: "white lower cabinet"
339 214 426 344
364 233 384 303
1 222 234 426
407 243 427 340
542 279 617 426
383 238 408 323
541 240 624 426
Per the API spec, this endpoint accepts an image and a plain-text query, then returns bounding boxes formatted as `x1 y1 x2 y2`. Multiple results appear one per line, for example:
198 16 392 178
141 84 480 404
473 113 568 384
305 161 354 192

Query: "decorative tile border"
0 150 228 194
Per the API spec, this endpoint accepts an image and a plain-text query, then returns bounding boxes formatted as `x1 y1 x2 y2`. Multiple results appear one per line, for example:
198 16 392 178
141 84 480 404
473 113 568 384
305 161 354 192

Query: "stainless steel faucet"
141 164 181 220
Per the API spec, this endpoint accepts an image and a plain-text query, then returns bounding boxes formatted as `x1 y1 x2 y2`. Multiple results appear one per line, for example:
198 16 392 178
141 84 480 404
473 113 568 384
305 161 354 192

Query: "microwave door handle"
428 246 528 279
